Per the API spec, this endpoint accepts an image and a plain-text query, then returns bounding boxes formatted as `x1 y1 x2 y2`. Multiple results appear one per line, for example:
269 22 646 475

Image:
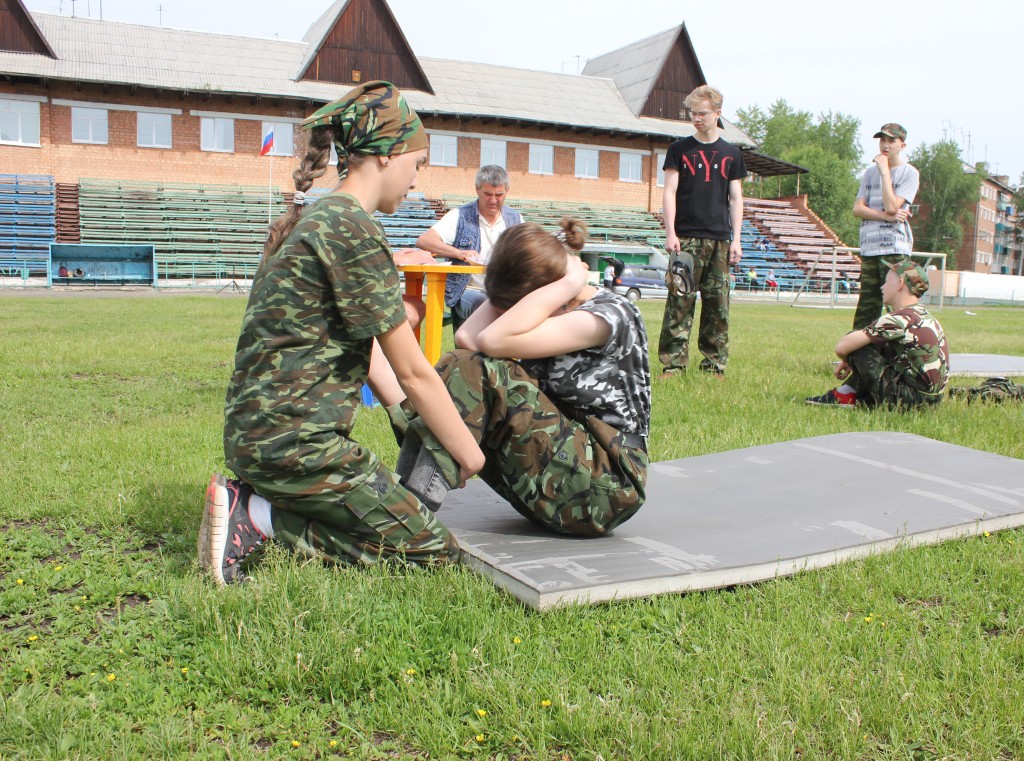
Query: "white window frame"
575 148 600 179
200 116 235 153
71 107 108 145
480 139 507 168
430 134 458 167
619 152 642 183
528 143 553 175
137 111 172 149
656 151 667 187
0 98 42 146
261 121 294 157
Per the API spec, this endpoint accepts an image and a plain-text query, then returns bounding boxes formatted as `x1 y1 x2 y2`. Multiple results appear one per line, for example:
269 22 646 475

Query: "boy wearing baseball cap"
806 259 948 408
851 123 920 329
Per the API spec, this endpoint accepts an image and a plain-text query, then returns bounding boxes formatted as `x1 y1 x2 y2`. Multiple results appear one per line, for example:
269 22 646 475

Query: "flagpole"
268 150 273 226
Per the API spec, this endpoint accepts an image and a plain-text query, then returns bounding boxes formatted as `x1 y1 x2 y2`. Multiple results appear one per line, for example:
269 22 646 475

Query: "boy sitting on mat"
806 259 948 409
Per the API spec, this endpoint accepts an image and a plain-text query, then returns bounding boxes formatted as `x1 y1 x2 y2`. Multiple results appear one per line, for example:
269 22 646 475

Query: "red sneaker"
805 388 857 407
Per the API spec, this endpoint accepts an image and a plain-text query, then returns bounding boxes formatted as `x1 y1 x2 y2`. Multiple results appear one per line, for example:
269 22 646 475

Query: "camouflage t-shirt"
224 193 406 473
865 304 949 394
520 290 651 436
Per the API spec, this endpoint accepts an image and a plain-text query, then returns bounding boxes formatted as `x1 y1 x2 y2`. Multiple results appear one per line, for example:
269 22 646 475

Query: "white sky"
23 0 1024 186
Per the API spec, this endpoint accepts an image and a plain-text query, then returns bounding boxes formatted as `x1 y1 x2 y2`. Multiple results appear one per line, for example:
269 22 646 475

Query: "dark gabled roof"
0 0 57 57
295 0 432 94
582 24 707 119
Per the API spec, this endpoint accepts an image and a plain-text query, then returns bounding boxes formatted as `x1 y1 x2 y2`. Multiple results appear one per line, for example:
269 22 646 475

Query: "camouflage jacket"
223 193 406 473
865 304 949 394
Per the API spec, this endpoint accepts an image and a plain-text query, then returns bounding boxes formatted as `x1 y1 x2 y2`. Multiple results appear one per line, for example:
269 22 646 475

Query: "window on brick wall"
201 116 234 152
480 139 507 168
430 134 457 167
656 151 667 187
261 121 294 156
138 112 172 148
619 153 642 182
575 148 599 179
0 98 41 146
528 144 553 175
71 107 108 144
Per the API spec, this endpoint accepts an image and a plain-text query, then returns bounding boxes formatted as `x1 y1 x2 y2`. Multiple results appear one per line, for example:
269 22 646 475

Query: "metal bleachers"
0 174 56 277
77 179 288 281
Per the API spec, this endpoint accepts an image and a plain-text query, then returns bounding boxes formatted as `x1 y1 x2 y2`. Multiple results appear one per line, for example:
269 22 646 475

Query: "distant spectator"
72 267 85 278
757 237 769 251
603 264 615 291
416 165 524 332
747 268 758 290
765 269 778 293
58 264 70 278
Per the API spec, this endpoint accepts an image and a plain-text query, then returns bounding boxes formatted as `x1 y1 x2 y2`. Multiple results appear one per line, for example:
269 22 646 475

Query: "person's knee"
403 295 426 327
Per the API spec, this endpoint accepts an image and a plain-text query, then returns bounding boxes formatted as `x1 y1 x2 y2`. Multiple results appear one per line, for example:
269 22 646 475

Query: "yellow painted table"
400 263 485 365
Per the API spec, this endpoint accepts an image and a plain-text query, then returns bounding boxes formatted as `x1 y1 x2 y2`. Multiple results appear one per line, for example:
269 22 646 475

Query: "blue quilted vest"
443 201 523 307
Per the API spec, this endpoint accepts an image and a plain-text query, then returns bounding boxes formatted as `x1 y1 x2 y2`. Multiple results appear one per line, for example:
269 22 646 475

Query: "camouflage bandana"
301 80 428 179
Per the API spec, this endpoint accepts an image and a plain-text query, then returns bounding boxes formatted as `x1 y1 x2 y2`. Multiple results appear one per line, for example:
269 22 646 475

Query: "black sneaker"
199 474 266 585
805 388 857 407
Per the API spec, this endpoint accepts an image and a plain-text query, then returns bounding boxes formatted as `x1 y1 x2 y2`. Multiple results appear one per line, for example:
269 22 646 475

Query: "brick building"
1 0 797 209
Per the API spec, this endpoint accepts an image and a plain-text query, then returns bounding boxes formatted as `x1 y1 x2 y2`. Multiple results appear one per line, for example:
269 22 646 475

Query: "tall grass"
1 294 1022 760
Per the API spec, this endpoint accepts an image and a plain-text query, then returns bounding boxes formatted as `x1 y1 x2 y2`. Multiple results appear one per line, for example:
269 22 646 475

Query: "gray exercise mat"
949 353 1024 377
441 433 1024 610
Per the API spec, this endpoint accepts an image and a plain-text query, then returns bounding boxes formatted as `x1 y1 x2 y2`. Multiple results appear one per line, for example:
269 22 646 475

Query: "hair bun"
559 216 587 252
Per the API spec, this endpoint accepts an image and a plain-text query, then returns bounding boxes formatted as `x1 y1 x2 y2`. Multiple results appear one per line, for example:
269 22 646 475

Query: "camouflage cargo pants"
853 254 908 330
950 376 1024 403
406 349 649 537
848 345 943 409
236 437 458 569
658 238 730 374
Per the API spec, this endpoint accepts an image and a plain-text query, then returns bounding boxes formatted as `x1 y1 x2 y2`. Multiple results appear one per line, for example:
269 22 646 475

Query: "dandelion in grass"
16 579 24 585
329 740 337 748
27 635 38 642
181 667 188 674
291 740 301 748
984 531 991 537
513 636 522 644
541 699 552 708
54 565 63 571
476 709 487 718
106 674 116 681
864 615 873 623
475 734 485 742
405 668 416 676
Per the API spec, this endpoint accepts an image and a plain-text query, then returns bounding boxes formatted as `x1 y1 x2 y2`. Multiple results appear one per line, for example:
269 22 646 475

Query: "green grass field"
2 294 1023 760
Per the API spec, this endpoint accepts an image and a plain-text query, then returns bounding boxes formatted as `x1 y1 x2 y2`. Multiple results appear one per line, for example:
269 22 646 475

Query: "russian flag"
259 129 274 156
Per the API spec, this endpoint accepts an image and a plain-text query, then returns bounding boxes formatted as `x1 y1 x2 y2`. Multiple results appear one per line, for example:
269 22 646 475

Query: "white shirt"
430 207 511 289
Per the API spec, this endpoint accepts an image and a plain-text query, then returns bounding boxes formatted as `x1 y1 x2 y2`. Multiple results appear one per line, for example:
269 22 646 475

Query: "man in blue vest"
416 165 524 331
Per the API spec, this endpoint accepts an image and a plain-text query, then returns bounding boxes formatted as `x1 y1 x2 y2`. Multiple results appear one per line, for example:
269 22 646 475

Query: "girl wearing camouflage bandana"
397 218 651 536
199 81 485 584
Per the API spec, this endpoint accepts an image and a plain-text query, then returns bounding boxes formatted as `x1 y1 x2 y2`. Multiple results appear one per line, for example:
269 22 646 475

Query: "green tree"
735 100 861 245
908 141 982 268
